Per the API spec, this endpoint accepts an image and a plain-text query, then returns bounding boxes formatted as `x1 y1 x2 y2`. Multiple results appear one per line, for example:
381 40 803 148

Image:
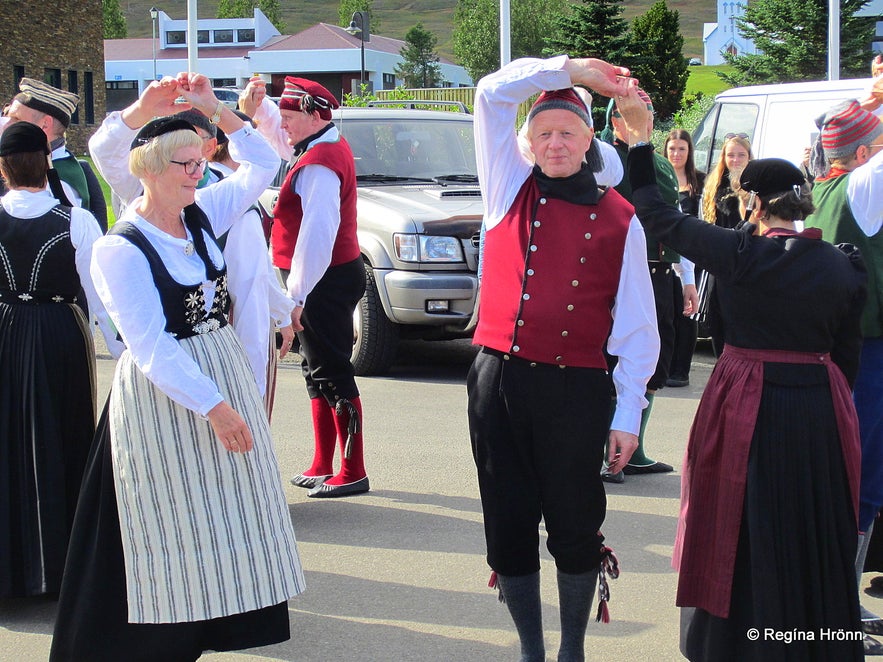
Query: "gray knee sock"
858 521 879 621
556 568 598 662
496 572 545 662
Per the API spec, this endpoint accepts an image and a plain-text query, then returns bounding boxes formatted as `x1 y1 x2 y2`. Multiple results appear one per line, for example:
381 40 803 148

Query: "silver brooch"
184 241 195 256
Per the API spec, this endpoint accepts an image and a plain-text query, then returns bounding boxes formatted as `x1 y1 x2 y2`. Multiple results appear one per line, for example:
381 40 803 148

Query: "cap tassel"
488 571 505 603
595 545 620 624
335 398 361 459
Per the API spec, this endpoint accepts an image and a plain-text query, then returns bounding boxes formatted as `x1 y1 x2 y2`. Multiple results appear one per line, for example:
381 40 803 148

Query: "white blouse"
90 124 280 416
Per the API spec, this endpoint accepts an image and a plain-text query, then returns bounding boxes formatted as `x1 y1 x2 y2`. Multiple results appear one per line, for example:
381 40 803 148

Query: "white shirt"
90 121 280 415
846 145 883 236
252 99 343 306
475 56 660 435
1 187 123 357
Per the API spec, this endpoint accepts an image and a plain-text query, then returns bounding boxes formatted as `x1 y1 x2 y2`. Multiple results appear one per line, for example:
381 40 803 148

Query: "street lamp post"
150 7 159 80
345 11 370 93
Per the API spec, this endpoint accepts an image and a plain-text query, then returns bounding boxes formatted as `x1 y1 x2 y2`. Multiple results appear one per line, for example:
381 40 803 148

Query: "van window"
692 102 757 174
764 98 848 165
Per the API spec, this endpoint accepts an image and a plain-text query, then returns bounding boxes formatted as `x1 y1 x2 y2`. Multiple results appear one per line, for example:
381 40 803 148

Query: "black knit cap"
130 117 198 150
738 158 805 197
0 121 50 156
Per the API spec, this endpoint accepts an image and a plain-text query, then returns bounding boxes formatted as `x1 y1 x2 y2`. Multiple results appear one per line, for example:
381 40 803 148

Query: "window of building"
68 70 79 125
44 68 61 89
382 73 396 90
237 29 255 43
13 65 25 90
84 71 95 125
213 78 237 88
197 30 210 44
166 30 186 45
214 30 234 43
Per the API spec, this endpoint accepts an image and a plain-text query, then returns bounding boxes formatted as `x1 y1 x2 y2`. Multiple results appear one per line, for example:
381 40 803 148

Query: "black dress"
0 204 96 598
629 145 867 662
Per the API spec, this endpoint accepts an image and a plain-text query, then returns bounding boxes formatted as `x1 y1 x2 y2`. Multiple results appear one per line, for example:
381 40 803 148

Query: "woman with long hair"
702 134 753 228
701 134 753 354
664 129 705 386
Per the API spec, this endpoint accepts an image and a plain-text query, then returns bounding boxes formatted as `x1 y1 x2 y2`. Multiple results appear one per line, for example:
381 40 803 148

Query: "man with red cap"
470 56 658 660
805 97 883 651
241 76 368 498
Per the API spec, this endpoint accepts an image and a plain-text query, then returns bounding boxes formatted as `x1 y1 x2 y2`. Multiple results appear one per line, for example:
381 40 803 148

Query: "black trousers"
647 262 676 390
284 257 366 403
670 273 698 380
467 348 609 576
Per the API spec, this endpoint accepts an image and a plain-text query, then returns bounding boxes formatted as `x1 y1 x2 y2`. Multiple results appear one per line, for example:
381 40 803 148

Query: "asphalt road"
2 339 882 661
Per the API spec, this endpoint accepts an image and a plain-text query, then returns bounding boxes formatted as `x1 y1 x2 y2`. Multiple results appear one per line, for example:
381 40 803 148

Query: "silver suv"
262 105 484 375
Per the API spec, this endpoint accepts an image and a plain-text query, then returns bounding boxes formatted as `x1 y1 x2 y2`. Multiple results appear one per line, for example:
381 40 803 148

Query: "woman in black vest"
50 74 304 662
0 122 118 598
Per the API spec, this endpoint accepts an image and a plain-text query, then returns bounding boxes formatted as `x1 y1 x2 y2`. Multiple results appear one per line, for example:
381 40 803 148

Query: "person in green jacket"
599 88 697 482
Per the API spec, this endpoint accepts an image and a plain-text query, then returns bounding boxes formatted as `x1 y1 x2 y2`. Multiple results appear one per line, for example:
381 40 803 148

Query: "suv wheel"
352 261 400 376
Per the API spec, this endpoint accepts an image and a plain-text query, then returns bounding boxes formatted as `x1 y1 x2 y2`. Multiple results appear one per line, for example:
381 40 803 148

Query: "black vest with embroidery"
110 204 229 340
0 204 80 305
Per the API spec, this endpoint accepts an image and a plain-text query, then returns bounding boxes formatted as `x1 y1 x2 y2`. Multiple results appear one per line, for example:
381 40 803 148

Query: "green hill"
121 0 715 61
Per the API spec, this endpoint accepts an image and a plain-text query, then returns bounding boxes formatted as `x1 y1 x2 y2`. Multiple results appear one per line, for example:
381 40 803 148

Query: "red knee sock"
303 397 337 477
324 396 367 486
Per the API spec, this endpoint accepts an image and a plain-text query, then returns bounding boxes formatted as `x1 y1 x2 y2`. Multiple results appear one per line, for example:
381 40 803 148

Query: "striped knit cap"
528 88 592 127
15 77 79 127
279 76 339 121
817 99 883 159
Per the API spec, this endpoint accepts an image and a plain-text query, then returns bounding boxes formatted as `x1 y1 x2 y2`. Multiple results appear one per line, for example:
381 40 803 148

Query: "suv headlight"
394 234 464 263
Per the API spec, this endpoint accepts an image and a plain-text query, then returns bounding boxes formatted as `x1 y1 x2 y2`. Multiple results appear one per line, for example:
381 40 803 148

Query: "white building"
104 9 473 112
703 0 757 66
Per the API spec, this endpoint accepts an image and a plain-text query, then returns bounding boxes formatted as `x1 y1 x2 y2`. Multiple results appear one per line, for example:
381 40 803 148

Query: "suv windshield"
339 117 478 182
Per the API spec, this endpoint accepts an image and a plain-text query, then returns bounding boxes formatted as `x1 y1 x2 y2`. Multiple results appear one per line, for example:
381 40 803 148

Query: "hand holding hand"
207 401 254 453
614 80 652 144
122 76 188 129
175 72 219 117
564 58 631 99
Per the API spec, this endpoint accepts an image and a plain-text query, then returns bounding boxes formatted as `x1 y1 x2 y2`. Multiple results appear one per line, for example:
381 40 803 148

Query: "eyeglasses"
724 132 749 140
169 158 208 175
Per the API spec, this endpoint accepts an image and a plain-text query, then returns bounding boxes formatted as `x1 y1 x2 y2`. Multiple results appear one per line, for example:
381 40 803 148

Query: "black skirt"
685 364 862 661
0 302 96 598
49 399 291 662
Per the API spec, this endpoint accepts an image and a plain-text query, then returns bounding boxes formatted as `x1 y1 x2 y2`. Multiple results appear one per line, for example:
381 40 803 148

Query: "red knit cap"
279 77 339 121
817 99 883 159
528 88 592 127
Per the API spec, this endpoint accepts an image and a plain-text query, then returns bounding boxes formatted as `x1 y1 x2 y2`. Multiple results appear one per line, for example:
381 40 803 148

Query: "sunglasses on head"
724 132 749 140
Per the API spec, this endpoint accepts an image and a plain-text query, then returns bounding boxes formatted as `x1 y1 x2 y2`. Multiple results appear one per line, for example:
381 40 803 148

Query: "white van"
691 77 875 174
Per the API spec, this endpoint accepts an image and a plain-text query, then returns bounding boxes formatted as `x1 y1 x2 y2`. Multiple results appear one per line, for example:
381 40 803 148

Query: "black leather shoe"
864 634 883 655
290 474 331 489
622 461 674 475
601 470 625 484
666 376 689 387
307 476 370 498
865 619 883 636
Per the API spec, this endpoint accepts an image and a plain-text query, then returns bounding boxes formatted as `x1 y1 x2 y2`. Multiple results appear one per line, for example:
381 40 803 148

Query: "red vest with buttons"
271 137 360 271
474 176 633 368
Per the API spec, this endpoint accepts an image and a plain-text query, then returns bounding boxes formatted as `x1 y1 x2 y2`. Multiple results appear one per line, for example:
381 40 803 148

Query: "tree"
103 0 127 39
217 0 286 33
627 1 689 119
544 0 630 63
453 0 567 82
722 0 874 85
395 24 444 88
339 0 380 34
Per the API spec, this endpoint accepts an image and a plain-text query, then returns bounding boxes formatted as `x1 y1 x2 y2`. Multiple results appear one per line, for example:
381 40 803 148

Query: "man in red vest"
243 76 368 498
469 56 659 660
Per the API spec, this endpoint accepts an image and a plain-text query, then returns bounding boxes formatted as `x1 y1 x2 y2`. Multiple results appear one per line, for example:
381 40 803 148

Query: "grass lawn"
686 65 736 98
82 156 116 228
